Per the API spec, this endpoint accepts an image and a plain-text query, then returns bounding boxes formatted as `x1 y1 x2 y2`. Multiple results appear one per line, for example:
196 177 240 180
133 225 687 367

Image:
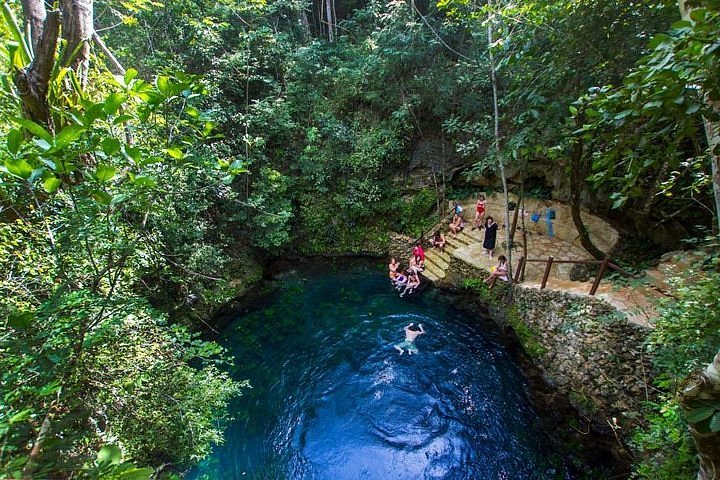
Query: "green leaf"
164 147 185 159
611 195 626 209
103 92 126 115
119 468 154 480
13 118 52 143
202 121 216 137
687 406 715 423
7 129 23 154
156 75 171 95
710 412 720 433
54 125 85 150
43 176 62 193
97 444 122 466
113 114 134 125
95 165 117 183
1 3 31 65
689 8 706 22
91 190 112 205
131 175 157 188
122 145 142 164
686 104 700 115
101 138 121 156
670 20 691 30
123 68 138 86
111 193 130 205
8 311 33 329
648 33 671 50
9 409 33 424
4 158 33 179
84 102 108 124
37 381 61 397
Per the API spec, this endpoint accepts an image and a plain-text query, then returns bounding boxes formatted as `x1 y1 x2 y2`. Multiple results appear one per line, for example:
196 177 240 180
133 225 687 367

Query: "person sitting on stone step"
408 253 424 274
484 255 509 285
431 230 446 251
449 212 465 238
400 270 421 297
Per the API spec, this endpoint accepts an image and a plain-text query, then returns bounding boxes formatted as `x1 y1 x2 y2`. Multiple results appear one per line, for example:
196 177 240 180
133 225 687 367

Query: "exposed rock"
446 255 656 443
405 137 468 189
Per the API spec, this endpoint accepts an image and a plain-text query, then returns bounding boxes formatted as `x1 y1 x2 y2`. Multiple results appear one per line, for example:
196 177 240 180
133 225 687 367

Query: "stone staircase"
422 226 485 282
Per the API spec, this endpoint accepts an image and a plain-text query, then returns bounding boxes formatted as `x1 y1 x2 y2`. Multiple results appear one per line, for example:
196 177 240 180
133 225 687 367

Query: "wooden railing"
513 255 635 296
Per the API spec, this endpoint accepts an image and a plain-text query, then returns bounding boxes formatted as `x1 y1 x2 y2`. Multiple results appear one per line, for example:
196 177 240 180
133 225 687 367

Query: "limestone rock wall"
445 256 653 433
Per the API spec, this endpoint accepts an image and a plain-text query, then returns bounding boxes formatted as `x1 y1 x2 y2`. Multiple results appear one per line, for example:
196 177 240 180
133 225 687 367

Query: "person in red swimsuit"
473 194 486 230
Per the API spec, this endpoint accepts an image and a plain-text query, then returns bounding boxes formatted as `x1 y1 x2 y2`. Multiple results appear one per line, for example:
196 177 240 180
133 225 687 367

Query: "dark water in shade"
189 260 576 479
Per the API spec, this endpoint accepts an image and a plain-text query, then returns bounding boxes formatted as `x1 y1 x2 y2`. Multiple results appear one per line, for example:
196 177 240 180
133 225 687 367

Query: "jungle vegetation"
1 0 719 478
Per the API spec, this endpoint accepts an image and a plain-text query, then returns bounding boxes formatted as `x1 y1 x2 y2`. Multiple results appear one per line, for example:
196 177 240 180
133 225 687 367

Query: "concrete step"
446 236 469 250
457 230 481 245
425 247 451 263
422 269 440 282
424 251 450 271
460 226 485 243
423 262 446 280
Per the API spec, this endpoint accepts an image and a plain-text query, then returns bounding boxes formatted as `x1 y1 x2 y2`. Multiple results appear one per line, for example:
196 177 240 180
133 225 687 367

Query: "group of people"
430 195 500 258
388 242 426 297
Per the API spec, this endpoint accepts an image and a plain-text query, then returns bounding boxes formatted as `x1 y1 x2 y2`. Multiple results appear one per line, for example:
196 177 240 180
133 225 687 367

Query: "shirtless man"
394 322 425 355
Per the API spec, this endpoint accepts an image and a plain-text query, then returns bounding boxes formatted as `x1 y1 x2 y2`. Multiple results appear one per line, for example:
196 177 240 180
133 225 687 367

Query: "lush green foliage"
632 245 720 478
2 0 720 476
576 1 720 215
0 3 247 476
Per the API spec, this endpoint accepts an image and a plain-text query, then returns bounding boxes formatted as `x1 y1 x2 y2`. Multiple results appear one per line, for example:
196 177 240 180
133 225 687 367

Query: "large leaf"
91 190 112 205
6 129 23 154
97 444 122 466
164 147 184 159
686 406 716 423
95 165 117 183
1 3 31 65
54 125 85 150
118 468 154 480
42 176 62 193
4 158 33 179
103 92 126 115
13 118 52 143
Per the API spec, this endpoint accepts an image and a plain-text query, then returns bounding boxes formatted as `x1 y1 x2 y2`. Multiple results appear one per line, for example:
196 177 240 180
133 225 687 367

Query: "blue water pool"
189 260 575 479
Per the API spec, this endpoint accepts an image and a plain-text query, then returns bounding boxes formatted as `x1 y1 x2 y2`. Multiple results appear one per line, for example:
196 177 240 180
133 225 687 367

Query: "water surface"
191 260 573 479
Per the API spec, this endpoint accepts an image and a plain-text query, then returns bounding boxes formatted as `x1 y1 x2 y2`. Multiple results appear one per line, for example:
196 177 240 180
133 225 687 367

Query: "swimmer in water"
394 322 424 355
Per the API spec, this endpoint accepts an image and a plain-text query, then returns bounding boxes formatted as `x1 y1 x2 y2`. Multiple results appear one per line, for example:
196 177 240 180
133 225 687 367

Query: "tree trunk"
486 0 513 286
60 0 94 87
14 8 60 127
569 114 606 260
21 0 46 54
680 349 720 480
324 0 334 42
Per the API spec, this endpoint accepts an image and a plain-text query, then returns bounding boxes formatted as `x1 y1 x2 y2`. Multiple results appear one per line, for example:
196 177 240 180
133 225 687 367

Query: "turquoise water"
190 260 575 479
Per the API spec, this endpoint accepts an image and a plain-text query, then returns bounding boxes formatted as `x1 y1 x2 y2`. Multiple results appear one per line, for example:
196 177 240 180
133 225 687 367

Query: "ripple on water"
189 263 576 479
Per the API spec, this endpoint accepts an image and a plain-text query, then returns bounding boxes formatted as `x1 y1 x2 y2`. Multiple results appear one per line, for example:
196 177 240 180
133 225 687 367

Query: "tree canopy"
1 0 719 477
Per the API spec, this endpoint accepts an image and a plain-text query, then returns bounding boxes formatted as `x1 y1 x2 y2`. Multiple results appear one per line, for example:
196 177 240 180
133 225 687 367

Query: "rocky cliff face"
404 135 695 251
444 256 655 453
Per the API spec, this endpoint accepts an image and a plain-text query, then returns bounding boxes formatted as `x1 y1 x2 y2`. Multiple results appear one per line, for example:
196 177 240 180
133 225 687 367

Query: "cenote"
190 260 580 479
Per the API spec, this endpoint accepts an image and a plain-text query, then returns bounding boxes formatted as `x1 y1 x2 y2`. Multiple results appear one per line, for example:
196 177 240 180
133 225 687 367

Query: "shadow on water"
190 259 579 479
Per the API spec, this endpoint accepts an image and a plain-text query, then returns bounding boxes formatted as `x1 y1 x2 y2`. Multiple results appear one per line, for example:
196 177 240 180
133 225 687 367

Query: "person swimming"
394 322 424 355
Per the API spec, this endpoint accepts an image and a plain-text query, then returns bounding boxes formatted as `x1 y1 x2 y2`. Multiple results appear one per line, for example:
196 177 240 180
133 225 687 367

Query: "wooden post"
541 256 554 289
521 229 528 281
589 258 609 295
514 256 525 283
